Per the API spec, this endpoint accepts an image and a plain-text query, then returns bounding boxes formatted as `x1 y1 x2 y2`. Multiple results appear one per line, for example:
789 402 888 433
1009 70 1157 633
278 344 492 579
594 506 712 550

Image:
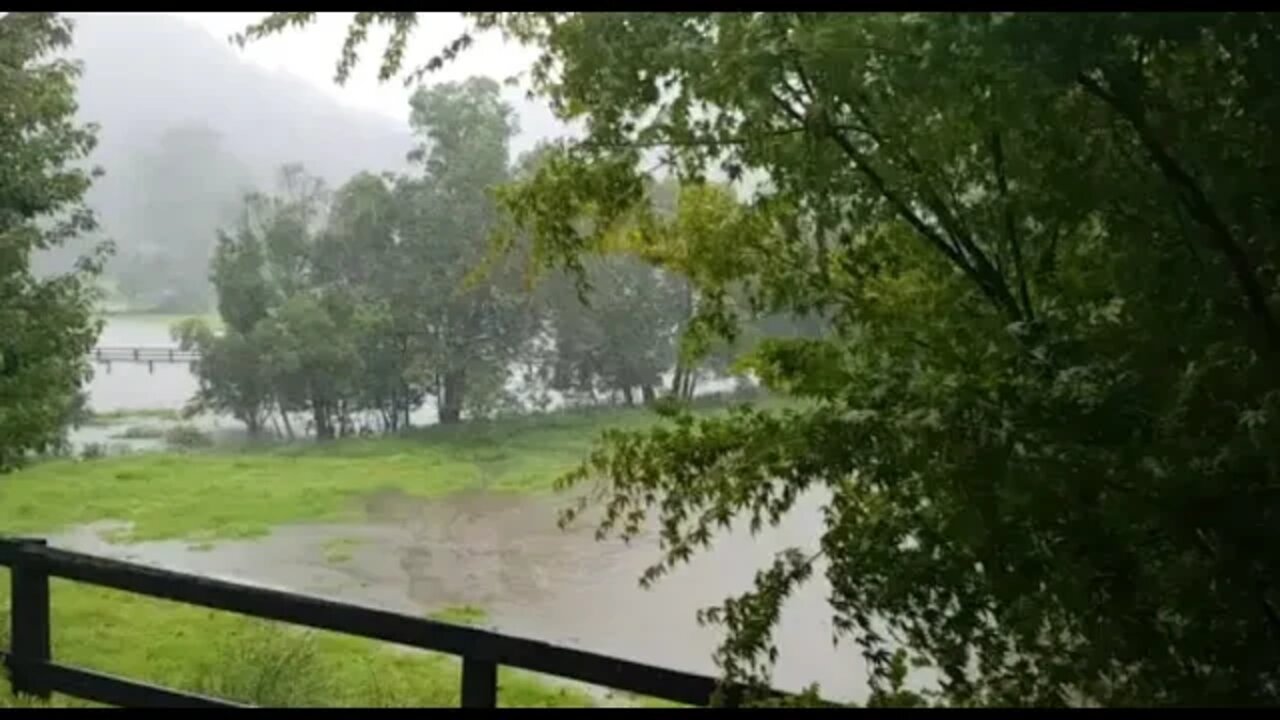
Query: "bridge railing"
91 347 200 364
0 538 793 708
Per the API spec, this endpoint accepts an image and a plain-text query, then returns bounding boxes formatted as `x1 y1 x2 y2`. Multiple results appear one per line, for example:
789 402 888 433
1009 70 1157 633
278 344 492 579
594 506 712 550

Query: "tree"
248 11 1280 706
315 172 425 432
192 165 334 438
535 256 684 406
0 13 110 471
392 77 537 424
173 317 273 435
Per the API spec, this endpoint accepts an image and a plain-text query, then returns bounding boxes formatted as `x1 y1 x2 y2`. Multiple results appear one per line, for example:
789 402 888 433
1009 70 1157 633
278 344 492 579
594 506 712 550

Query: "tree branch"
833 91 1020 319
989 129 1034 321
767 90 983 286
1078 70 1280 354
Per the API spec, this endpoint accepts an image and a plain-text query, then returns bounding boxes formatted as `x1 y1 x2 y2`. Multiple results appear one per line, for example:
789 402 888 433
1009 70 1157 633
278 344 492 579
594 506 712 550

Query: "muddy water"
49 489 916 703
67 317 901 701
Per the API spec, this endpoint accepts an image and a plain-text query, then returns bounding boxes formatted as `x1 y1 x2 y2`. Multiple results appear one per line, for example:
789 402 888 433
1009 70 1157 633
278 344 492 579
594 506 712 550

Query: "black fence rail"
91 346 200 365
0 538 792 708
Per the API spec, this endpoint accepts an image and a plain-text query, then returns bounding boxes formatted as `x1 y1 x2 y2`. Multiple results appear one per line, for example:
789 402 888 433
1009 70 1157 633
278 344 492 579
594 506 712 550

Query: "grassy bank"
1 399 770 707
5 403 693 542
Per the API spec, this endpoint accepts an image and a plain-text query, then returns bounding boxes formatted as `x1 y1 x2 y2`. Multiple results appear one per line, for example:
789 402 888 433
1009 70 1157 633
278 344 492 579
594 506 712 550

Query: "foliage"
163 424 214 450
248 10 1280 706
532 256 683 406
188 78 543 435
194 621 327 706
0 13 110 473
394 77 537 423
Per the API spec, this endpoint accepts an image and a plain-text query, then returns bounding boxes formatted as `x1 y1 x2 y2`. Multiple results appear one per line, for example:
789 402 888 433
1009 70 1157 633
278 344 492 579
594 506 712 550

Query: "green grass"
0 575 594 708
322 537 362 564
428 604 489 627
4 402 765 543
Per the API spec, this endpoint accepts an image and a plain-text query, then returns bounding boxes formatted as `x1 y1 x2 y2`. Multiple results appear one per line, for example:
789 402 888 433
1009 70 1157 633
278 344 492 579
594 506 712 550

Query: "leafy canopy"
0 13 110 471
243 12 1280 706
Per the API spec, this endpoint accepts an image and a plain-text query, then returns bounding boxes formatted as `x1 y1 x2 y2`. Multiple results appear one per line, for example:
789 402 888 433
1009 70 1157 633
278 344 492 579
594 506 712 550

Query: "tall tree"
314 172 425 431
248 12 1280 706
192 165 334 438
394 77 536 424
0 13 109 471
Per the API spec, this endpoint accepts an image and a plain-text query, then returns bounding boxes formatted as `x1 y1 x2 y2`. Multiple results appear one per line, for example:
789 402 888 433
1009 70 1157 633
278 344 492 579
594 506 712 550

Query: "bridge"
91 346 200 372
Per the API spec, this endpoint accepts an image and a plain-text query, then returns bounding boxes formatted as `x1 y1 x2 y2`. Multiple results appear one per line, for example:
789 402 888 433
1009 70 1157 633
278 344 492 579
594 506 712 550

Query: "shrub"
164 425 213 450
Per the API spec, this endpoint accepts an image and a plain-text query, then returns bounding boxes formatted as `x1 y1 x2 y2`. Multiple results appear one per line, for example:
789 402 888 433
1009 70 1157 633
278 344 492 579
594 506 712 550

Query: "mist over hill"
43 13 417 309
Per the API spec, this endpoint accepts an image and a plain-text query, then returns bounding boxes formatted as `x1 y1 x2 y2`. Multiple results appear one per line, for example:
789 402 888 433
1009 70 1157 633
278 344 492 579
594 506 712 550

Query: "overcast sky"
174 12 564 141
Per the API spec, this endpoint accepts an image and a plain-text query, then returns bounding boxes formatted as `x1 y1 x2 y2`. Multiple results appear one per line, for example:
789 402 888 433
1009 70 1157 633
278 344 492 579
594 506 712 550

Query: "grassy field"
0 399 769 707
4 404 681 543
0 582 594 708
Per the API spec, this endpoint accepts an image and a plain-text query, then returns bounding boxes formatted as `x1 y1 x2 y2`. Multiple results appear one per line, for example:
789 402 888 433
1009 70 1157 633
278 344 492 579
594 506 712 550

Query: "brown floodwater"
50 488 932 703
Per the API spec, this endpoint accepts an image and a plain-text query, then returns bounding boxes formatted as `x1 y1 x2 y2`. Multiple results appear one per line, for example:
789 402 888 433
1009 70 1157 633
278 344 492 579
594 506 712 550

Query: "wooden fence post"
461 657 497 708
8 539 52 700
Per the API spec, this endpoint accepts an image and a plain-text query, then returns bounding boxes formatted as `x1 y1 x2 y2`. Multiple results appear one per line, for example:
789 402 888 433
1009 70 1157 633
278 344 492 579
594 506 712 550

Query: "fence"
91 347 200 365
0 538 790 708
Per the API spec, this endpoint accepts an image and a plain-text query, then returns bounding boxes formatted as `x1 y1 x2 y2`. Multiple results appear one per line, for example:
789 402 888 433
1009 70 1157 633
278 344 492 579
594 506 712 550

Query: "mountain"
38 13 417 306
69 12 414 190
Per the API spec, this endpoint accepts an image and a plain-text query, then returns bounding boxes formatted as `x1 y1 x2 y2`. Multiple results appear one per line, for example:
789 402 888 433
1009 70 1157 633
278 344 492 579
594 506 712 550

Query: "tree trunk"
439 368 466 424
671 363 685 397
682 371 697 401
279 407 295 440
622 386 635 407
312 399 334 440
641 384 656 404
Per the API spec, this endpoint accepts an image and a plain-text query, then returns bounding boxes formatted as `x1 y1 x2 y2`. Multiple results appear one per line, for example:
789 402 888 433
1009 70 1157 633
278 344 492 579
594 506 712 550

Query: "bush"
111 425 165 440
79 443 107 460
164 425 213 450
194 620 326 707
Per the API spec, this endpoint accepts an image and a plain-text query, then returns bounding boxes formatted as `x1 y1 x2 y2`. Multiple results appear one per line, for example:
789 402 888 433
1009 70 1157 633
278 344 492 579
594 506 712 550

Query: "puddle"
48 489 933 703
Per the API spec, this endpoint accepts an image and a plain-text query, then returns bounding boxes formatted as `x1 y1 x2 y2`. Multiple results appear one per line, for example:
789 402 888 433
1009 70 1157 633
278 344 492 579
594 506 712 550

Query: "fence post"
7 539 52 700
461 657 497 708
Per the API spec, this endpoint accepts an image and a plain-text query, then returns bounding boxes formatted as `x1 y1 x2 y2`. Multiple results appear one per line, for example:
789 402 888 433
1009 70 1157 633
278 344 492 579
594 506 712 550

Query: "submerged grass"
427 604 489 627
321 537 362 564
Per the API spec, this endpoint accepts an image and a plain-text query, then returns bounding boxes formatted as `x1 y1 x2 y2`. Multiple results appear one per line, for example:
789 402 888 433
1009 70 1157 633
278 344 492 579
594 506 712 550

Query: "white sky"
174 12 547 127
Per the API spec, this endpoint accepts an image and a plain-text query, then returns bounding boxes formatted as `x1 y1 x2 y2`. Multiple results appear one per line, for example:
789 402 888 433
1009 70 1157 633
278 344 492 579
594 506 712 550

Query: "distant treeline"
176 77 820 438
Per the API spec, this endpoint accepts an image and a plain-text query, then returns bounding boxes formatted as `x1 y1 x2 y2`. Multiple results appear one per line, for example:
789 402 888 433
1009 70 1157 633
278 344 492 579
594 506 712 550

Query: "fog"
40 12 570 305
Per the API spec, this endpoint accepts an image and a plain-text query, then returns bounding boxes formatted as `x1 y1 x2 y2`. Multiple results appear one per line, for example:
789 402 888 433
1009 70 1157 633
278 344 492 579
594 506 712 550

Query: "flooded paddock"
50 488 886 702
